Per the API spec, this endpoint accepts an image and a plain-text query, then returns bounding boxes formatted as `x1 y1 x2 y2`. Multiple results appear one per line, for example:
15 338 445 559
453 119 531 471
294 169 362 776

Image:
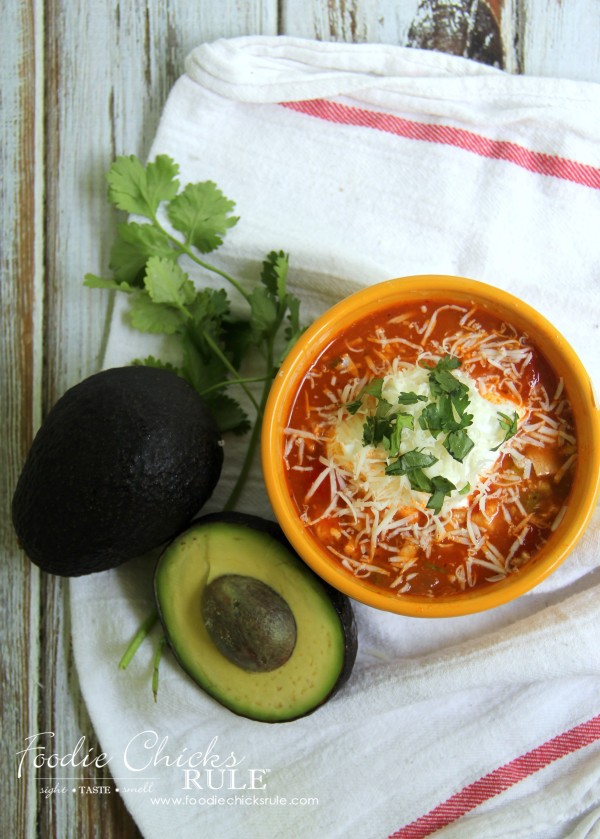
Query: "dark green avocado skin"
12 366 224 576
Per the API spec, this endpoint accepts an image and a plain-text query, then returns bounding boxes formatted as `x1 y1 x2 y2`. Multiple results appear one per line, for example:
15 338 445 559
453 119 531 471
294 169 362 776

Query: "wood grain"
3 1 600 838
1 2 42 838
519 0 600 81
37 2 278 838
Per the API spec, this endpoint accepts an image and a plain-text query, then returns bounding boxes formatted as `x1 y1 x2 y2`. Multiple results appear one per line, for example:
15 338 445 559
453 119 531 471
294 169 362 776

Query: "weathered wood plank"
518 0 600 82
0 1 42 839
39 3 278 838
280 0 418 43
281 0 512 67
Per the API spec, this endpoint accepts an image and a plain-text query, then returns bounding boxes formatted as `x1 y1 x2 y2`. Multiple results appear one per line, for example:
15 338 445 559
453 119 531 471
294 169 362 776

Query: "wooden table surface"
3 2 599 837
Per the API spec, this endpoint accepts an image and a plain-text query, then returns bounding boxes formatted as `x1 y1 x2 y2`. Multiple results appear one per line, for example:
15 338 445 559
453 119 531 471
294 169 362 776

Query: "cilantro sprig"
85 154 304 512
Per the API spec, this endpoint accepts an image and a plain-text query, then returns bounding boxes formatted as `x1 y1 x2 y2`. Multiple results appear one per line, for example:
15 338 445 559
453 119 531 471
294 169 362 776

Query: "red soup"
283 300 577 598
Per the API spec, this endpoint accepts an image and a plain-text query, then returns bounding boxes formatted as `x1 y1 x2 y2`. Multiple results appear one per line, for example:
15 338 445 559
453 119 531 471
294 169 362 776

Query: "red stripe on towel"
280 99 600 190
389 714 600 838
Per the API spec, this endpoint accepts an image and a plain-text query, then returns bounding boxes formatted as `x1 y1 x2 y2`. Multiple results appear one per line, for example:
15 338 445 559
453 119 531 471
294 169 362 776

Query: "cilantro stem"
153 215 251 303
199 374 271 397
152 634 167 702
201 330 259 410
223 343 275 511
118 610 158 670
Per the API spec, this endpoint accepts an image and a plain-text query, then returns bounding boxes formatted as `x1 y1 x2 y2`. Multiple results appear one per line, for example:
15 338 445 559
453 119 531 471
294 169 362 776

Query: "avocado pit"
202 574 297 672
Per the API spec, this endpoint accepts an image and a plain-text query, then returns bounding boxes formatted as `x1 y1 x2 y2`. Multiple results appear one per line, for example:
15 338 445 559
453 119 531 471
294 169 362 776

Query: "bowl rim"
261 274 600 617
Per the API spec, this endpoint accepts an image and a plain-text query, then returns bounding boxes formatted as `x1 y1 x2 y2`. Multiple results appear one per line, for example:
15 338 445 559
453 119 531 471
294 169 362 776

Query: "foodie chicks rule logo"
16 730 269 799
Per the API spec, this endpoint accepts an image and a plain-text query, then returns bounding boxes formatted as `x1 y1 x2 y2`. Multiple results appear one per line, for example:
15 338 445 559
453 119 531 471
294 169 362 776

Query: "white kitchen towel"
70 36 600 839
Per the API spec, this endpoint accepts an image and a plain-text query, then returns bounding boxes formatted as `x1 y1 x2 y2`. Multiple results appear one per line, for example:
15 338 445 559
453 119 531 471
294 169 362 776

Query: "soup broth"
283 300 577 598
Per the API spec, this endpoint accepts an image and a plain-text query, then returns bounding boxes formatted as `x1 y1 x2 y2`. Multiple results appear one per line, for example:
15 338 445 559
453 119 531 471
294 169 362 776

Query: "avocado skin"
12 366 223 576
156 512 358 720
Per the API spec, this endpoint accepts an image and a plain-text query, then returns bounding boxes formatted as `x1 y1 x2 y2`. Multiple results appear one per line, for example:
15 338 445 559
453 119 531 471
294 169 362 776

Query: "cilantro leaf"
491 410 519 451
131 356 182 376
109 222 176 286
107 154 179 218
406 469 434 493
249 286 278 344
443 429 475 463
427 476 457 515
144 256 196 310
221 320 253 370
83 274 134 293
346 398 363 415
362 415 394 447
129 293 184 334
385 449 439 476
423 355 464 398
282 294 302 353
363 378 385 399
205 394 251 436
419 402 444 438
384 413 414 457
261 250 289 298
181 331 229 395
397 392 428 405
167 181 239 253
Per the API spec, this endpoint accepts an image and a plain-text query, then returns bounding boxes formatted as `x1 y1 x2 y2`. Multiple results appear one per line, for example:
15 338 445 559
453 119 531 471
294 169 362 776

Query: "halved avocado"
154 513 358 722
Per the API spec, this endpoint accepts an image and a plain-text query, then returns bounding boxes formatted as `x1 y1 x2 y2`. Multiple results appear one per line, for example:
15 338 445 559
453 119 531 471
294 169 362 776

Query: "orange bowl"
261 275 600 617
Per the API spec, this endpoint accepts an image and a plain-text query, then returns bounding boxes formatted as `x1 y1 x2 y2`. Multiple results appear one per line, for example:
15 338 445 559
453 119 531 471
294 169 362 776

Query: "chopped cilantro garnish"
426 476 457 515
407 468 434 493
363 378 385 399
491 410 519 451
418 402 444 438
397 391 428 405
443 429 475 463
352 355 480 514
385 448 439 476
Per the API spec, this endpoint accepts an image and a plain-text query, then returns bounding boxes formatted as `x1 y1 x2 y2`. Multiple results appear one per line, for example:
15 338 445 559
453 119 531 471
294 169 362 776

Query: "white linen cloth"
70 37 600 839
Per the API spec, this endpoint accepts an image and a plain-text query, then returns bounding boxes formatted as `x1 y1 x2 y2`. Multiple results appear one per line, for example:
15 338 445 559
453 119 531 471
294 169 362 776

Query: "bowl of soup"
261 275 600 617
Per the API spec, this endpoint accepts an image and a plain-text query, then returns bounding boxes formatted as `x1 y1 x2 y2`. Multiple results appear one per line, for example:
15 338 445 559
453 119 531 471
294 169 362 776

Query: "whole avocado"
12 366 224 576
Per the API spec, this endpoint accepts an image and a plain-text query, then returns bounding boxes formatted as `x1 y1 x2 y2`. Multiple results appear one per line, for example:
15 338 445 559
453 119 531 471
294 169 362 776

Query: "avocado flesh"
155 517 353 722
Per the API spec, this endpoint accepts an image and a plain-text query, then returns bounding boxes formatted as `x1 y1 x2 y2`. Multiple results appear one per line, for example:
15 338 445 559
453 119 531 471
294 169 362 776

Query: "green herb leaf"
362 415 393 447
83 274 134 293
205 394 251 436
131 356 182 376
384 448 439 476
249 285 278 343
459 482 471 495
397 391 428 405
167 181 239 253
107 154 180 218
423 355 464 399
491 410 519 451
363 378 385 399
346 398 363 415
261 250 289 299
427 476 457 515
419 402 444 438
406 468 433 493
109 222 176 286
143 256 196 311
444 429 475 463
129 293 185 334
384 413 414 457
